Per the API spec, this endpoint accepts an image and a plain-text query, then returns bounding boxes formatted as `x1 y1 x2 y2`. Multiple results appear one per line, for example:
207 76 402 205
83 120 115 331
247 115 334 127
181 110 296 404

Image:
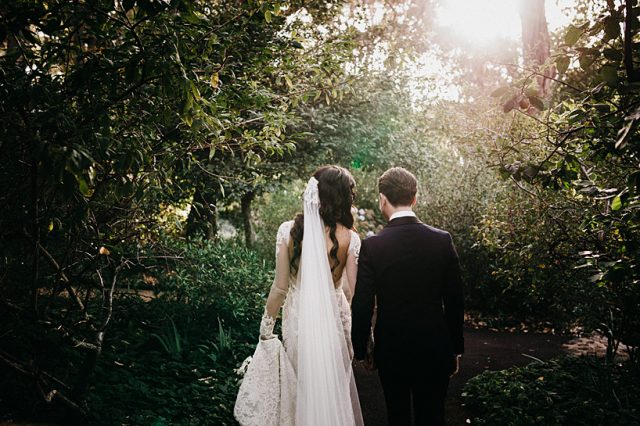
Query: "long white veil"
296 177 363 426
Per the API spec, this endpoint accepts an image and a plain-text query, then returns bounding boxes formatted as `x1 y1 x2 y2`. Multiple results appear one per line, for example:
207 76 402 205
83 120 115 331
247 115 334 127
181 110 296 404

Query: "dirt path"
353 326 575 426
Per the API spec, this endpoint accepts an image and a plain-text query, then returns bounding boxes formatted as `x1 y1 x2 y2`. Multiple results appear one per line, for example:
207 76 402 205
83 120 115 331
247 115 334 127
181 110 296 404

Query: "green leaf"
264 10 272 23
77 177 90 197
210 72 219 88
284 75 293 89
611 195 622 211
189 81 201 100
556 56 570 74
600 65 619 86
182 91 193 115
603 16 621 41
528 96 545 111
565 25 582 46
603 48 623 62
522 165 539 181
579 54 595 70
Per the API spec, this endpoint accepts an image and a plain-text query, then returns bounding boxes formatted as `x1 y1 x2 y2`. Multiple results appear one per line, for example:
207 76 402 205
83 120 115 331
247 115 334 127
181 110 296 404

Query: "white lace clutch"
234 337 296 426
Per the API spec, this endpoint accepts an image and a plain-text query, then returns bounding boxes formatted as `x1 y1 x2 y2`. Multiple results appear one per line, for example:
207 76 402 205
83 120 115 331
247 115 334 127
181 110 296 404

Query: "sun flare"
435 0 573 47
436 0 521 45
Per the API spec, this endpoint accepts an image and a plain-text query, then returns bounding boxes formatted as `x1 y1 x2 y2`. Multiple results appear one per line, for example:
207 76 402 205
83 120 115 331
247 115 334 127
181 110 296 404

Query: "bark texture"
519 0 555 96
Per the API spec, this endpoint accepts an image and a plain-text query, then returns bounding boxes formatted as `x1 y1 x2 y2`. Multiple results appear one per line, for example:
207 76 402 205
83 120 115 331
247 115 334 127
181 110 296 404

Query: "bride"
234 165 364 426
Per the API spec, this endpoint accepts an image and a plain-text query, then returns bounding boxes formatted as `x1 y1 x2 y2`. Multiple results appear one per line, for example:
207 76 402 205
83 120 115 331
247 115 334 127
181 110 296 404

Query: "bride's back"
288 222 353 287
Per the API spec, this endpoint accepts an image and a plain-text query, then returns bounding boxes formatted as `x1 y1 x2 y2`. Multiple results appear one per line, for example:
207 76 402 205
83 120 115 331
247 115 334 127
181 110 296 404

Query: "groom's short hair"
378 167 417 206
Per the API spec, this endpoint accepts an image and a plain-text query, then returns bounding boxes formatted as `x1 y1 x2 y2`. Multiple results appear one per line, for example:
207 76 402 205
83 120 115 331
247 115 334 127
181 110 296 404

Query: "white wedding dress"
235 178 364 426
277 220 361 367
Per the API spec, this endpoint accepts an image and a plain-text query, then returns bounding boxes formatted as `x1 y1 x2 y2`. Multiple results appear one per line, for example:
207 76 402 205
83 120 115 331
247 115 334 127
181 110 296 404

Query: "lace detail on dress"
237 287 355 425
275 221 293 257
335 289 354 359
281 286 299 370
234 338 296 426
348 231 361 263
260 312 276 339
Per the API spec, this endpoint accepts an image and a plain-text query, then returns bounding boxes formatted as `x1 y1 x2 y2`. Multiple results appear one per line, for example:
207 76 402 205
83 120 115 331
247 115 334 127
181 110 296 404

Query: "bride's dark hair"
290 165 356 274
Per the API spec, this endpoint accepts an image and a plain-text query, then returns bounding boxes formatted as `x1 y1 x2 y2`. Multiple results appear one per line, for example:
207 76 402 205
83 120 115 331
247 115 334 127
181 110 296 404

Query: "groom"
351 167 464 426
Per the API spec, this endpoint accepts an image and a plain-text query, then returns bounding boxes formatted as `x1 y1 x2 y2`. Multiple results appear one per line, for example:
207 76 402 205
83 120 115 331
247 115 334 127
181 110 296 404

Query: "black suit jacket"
351 216 464 370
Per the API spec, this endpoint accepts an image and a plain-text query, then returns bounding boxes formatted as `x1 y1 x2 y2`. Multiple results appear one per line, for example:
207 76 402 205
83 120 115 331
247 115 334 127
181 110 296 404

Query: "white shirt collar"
389 210 417 221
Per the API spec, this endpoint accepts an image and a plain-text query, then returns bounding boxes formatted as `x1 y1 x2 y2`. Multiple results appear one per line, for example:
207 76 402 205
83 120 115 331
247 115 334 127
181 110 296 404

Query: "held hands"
352 352 376 371
364 351 377 371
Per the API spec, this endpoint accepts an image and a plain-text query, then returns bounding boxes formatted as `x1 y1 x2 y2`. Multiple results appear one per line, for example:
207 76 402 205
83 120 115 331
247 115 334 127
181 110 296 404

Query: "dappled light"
1 0 639 424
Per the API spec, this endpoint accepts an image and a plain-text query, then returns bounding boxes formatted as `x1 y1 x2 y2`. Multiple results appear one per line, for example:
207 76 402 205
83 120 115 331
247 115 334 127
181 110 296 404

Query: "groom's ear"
411 195 417 206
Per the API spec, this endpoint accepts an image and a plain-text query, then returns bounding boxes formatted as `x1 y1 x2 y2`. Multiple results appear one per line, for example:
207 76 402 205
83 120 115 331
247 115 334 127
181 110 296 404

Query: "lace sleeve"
275 221 292 257
348 230 361 262
344 231 360 304
261 221 292 339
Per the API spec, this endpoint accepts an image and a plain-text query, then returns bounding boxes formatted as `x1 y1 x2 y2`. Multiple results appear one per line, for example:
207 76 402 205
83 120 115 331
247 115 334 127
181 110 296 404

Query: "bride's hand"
259 313 276 340
260 333 277 340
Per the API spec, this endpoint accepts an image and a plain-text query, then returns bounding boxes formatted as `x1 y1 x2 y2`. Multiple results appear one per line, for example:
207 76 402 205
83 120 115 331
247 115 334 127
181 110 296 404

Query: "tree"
519 0 556 97
494 0 640 358
0 0 354 419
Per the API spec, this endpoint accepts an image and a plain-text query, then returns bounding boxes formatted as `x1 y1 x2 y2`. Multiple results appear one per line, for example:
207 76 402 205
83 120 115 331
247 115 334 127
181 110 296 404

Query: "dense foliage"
0 0 353 420
86 239 270 425
1 0 639 423
463 356 640 425
488 0 640 351
1 238 269 424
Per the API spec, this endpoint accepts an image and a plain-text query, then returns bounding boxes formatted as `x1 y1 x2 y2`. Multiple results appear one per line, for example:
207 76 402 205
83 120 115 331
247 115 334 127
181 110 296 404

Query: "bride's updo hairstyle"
289 165 356 274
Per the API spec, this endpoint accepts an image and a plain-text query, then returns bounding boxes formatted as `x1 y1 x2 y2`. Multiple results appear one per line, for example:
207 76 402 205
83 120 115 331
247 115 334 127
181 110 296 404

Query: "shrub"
463 356 640 426
468 188 596 329
83 239 271 424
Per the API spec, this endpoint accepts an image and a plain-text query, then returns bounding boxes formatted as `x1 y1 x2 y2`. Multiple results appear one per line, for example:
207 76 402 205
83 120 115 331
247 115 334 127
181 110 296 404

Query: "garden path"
353 325 612 426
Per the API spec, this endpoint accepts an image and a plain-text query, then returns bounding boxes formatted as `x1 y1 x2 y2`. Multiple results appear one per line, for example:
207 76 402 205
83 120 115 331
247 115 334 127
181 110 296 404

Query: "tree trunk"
185 188 218 240
623 0 640 83
519 0 555 97
241 191 256 248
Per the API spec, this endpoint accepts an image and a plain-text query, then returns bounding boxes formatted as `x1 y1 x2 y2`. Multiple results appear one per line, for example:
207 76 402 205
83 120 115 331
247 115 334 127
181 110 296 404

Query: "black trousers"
378 364 450 426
